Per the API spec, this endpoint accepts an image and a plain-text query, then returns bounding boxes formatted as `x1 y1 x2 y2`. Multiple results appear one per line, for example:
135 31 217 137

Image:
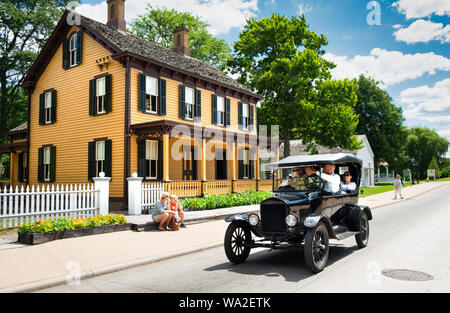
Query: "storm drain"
381 269 433 281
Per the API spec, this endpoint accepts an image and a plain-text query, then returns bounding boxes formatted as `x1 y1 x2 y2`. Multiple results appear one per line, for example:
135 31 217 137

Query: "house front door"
216 149 227 180
182 145 196 181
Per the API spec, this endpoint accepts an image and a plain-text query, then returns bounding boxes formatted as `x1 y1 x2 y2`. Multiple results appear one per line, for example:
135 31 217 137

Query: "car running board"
335 231 360 240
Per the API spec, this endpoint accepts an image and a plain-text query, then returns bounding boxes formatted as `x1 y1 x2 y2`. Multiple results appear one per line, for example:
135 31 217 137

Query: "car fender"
225 213 250 223
304 214 337 239
357 205 373 220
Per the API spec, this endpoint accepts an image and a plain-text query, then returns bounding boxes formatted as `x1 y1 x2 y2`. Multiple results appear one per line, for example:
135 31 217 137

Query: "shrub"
180 189 273 211
17 213 127 234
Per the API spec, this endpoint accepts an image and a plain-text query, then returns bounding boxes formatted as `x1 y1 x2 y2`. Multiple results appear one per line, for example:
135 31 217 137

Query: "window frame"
184 87 194 121
44 91 53 124
43 147 51 182
145 140 158 180
242 103 249 131
216 96 225 126
96 77 107 115
69 33 78 67
145 76 158 114
242 149 250 179
95 141 105 177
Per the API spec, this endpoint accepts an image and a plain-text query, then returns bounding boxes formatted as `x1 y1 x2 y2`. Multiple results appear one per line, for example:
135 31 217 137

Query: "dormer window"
63 31 82 69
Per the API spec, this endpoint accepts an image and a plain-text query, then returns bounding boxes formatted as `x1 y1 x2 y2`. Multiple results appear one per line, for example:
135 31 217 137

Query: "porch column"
275 146 280 183
200 138 207 181
163 133 170 181
231 142 237 181
256 146 260 180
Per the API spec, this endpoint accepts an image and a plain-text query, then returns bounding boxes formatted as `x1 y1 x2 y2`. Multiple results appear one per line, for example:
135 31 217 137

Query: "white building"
261 135 375 187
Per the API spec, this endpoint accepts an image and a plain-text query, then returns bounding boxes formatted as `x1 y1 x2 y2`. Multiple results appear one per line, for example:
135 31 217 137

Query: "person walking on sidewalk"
152 192 173 231
394 174 404 200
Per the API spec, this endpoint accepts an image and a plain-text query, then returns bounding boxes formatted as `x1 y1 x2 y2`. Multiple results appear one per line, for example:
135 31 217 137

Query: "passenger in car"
340 171 357 193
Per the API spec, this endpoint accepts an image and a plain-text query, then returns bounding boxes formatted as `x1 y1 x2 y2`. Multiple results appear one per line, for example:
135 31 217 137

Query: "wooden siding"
28 25 125 197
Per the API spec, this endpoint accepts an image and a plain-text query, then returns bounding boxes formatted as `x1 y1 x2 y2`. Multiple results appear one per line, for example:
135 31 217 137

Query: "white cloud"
393 0 450 19
74 0 259 35
298 3 313 16
392 24 403 30
324 48 450 86
394 19 450 44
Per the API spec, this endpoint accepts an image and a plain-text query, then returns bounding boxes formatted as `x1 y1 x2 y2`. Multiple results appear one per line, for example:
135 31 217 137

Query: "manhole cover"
382 269 433 281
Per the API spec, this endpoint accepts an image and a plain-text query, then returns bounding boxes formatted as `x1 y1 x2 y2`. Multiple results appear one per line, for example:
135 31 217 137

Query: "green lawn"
360 182 416 198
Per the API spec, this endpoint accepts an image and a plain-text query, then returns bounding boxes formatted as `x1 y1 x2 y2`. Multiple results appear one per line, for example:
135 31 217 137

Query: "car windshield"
275 167 321 192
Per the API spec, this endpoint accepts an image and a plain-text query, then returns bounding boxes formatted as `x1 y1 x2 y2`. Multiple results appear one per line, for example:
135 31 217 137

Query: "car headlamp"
285 213 298 227
248 213 260 226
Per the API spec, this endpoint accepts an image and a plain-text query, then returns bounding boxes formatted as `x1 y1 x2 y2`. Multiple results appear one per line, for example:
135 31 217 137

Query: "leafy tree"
129 5 231 71
406 128 449 179
0 0 75 143
229 14 361 157
354 75 407 172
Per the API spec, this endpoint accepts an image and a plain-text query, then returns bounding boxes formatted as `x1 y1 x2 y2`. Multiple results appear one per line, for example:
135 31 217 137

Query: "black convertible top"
266 153 362 170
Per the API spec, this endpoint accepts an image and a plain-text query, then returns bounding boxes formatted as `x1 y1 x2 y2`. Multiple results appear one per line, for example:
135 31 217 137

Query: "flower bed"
180 189 273 211
17 214 131 245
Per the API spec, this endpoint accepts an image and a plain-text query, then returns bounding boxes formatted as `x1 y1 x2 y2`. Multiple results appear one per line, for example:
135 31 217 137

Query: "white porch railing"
127 174 165 215
0 174 111 229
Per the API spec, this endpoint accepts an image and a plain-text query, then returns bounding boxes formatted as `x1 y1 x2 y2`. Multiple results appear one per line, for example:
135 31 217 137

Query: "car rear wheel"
355 212 369 248
304 222 329 273
224 221 252 264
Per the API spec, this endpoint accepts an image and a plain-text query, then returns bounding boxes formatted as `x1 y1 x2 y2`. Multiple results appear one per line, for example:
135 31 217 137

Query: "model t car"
224 153 372 273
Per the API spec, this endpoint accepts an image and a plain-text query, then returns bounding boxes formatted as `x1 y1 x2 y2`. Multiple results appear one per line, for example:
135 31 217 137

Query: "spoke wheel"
224 221 252 264
304 222 329 273
355 213 369 248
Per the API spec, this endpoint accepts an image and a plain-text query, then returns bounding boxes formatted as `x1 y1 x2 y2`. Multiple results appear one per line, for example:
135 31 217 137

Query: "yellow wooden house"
0 0 277 209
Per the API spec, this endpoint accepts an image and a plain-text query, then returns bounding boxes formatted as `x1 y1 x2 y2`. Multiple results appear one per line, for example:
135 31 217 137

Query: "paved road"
39 182 450 293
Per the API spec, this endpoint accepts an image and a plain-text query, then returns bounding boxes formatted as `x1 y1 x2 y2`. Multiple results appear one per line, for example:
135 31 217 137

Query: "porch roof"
0 142 27 154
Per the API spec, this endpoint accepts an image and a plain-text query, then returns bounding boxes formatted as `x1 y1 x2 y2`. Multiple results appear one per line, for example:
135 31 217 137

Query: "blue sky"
78 0 450 156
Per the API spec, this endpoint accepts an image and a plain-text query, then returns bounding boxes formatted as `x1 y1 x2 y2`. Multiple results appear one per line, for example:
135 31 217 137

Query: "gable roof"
22 11 261 101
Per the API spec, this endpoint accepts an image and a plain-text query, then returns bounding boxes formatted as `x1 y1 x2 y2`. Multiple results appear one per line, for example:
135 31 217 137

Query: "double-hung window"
43 147 51 182
217 96 225 126
96 77 106 114
70 33 78 67
146 77 158 113
242 103 249 130
185 87 194 120
146 140 158 179
44 92 53 124
243 149 249 179
96 141 105 177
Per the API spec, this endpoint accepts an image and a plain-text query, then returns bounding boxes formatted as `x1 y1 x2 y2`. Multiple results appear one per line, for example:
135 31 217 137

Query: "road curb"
0 241 223 293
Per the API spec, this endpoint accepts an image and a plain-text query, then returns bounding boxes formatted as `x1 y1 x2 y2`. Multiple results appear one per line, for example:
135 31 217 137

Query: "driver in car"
305 163 340 194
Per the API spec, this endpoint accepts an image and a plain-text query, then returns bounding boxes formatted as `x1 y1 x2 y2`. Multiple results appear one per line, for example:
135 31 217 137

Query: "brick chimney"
173 27 190 56
107 0 126 32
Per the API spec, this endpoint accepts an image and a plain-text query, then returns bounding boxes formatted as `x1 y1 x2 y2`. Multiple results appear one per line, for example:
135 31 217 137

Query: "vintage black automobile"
224 153 373 273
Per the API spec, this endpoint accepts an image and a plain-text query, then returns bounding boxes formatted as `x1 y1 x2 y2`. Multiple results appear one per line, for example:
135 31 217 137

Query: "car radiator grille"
260 202 288 233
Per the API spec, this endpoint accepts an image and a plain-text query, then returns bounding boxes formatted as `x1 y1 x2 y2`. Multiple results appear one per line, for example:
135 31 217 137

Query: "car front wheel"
304 222 329 273
224 221 252 264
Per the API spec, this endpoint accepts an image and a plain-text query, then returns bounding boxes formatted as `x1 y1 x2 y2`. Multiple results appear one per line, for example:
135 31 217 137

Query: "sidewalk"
0 181 445 293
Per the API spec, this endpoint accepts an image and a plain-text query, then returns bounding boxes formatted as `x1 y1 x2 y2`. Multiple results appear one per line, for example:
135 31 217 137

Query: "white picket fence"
141 182 165 210
127 175 165 215
0 174 111 229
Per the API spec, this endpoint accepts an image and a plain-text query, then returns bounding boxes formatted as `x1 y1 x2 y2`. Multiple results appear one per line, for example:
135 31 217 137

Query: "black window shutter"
51 90 57 123
179 84 186 119
238 149 244 179
138 73 146 112
50 146 56 183
159 78 166 115
238 102 243 129
249 150 255 179
105 74 112 112
76 30 82 65
38 147 44 182
157 140 163 181
194 89 201 121
138 139 147 178
212 94 217 125
225 98 231 126
62 37 69 69
18 153 24 183
89 79 96 116
249 104 254 131
105 139 112 178
39 93 45 125
88 141 95 180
